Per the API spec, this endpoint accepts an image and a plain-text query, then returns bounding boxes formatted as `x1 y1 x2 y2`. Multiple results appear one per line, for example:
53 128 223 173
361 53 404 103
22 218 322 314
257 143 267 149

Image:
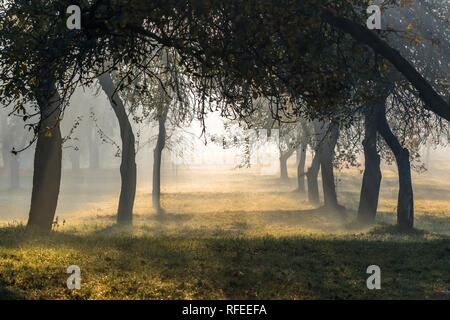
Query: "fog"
0 86 449 226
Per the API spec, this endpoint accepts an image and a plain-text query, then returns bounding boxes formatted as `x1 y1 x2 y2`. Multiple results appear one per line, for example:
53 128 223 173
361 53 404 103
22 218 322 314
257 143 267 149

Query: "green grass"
0 219 448 300
0 166 449 300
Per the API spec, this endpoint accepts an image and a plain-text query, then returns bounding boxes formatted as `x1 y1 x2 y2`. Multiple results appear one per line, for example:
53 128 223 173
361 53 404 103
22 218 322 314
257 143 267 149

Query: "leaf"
407 24 413 29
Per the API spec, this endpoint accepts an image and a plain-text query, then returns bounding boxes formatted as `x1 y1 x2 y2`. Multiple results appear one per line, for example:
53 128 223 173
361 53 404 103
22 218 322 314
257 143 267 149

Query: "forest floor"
0 159 449 299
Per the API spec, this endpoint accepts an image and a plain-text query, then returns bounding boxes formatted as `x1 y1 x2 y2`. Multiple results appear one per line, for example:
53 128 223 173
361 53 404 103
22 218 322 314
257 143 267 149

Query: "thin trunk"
153 108 169 213
99 73 137 225
27 80 62 233
280 154 289 180
306 151 320 205
296 144 307 192
318 123 340 209
357 105 382 225
376 101 414 228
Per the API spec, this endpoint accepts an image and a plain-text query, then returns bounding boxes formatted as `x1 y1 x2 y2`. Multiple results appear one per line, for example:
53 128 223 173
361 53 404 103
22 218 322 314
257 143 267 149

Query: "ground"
0 158 449 299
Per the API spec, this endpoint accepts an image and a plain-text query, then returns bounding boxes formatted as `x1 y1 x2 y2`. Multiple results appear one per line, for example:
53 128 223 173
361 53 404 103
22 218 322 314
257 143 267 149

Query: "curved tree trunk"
99 73 137 225
306 151 320 205
153 108 169 213
27 81 62 233
376 101 414 229
357 105 382 225
318 123 340 210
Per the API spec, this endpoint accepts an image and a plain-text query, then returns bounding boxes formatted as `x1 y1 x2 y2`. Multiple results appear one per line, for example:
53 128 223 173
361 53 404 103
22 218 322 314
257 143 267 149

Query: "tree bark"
306 151 320 205
27 81 62 233
323 10 450 121
318 123 340 210
153 108 169 213
296 144 307 192
99 73 137 225
279 154 289 180
376 101 414 228
357 104 382 225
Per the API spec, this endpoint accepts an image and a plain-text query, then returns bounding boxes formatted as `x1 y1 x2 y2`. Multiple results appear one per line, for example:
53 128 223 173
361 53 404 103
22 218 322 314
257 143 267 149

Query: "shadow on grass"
0 222 448 300
0 282 26 299
366 224 427 237
375 211 450 236
147 212 193 223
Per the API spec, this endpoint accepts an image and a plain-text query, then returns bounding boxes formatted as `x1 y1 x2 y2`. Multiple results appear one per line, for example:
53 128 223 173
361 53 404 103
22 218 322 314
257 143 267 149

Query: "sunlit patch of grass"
0 208 448 300
0 165 449 299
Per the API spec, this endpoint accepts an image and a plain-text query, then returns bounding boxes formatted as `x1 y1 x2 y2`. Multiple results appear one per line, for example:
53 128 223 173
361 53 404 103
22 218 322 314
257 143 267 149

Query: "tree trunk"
376 101 414 228
296 144 307 192
280 154 289 180
27 81 62 233
99 73 137 225
318 123 340 210
10 154 20 189
306 151 320 205
357 105 382 225
153 108 169 213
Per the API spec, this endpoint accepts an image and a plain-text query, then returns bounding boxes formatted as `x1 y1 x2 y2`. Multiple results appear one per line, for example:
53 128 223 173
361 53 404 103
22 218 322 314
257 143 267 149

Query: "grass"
0 208 449 300
0 164 449 300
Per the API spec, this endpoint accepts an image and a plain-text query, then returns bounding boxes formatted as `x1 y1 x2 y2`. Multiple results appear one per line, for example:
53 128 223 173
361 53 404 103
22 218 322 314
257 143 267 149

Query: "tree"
355 0 449 227
153 106 169 213
356 103 382 225
317 122 341 211
295 121 310 193
99 73 137 225
27 79 63 233
1 0 448 232
322 8 449 121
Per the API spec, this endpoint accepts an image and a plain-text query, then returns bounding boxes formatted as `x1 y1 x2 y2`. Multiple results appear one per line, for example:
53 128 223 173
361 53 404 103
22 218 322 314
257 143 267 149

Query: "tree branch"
322 10 450 122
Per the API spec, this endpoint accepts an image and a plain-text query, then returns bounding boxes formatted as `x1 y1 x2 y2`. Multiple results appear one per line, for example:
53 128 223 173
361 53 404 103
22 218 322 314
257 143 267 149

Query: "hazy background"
0 88 449 232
